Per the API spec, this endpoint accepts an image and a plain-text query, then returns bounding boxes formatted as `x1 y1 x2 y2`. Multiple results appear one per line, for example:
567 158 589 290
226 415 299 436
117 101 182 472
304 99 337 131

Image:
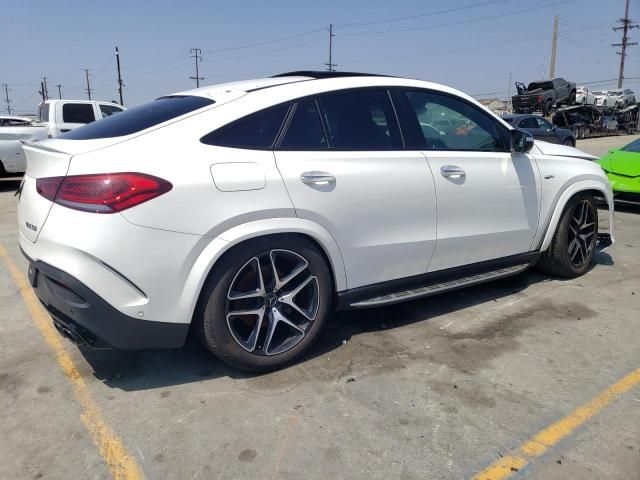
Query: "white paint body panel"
425 151 540 271
16 75 614 331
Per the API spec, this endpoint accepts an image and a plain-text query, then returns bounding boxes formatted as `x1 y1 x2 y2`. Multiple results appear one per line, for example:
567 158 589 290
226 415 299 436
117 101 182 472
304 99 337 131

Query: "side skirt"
336 252 540 310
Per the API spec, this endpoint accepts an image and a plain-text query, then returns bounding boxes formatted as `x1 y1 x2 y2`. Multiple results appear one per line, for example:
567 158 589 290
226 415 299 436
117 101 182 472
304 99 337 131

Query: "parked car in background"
606 89 636 107
18 71 613 371
594 91 609 107
502 113 575 146
512 78 576 116
0 115 35 126
1 100 126 174
576 86 596 105
598 137 640 204
36 99 125 138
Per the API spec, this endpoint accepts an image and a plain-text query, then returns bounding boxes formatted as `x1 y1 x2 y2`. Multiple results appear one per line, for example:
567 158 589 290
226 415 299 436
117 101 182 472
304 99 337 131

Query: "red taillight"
36 173 172 213
537 95 543 102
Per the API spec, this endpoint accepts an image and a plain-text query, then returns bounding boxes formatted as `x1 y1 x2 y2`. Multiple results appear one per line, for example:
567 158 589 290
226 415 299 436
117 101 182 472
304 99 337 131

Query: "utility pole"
2 84 12 114
115 46 124 105
612 0 638 88
83 68 92 100
549 15 559 78
189 48 204 87
56 84 62 99
507 72 512 113
39 81 46 102
41 76 49 100
325 24 337 72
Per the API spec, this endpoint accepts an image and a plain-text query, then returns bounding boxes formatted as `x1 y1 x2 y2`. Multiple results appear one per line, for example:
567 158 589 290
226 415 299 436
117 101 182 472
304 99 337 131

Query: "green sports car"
598 137 640 204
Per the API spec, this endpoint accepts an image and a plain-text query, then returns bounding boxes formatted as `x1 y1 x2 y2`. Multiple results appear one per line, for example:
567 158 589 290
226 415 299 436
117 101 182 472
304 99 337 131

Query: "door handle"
440 165 466 179
300 171 336 186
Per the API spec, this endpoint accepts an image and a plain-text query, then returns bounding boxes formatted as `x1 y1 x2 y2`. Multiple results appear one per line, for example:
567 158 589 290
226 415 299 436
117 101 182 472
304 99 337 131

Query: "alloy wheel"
226 249 320 356
567 200 596 267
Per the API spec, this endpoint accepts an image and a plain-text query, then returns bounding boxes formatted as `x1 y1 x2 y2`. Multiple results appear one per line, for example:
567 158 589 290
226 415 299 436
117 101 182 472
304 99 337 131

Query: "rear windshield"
61 95 214 140
621 138 640 153
527 82 553 91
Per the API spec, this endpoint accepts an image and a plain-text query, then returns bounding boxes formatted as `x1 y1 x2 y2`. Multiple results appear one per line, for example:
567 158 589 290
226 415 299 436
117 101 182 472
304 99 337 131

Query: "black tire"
569 91 576 105
563 138 575 147
543 100 553 116
194 234 332 372
536 192 598 278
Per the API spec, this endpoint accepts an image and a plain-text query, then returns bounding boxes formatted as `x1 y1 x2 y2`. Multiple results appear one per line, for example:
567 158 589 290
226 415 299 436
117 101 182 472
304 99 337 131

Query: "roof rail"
272 71 394 79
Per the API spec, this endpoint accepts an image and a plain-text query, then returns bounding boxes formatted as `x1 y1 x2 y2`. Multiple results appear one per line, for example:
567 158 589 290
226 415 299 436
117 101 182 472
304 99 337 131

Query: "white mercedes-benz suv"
17 71 614 371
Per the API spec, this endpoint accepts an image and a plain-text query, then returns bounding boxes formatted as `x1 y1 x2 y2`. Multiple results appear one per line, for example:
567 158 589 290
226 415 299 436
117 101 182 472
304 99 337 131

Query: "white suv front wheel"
195 235 332 372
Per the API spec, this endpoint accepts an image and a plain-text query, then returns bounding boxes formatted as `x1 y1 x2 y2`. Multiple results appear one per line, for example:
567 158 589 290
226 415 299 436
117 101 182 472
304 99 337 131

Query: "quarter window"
99 104 124 118
403 90 505 151
318 89 402 149
62 103 96 124
201 103 290 149
279 99 327 149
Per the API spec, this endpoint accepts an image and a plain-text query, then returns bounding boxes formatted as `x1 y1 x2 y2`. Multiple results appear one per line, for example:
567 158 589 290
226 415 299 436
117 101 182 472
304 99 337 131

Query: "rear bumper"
24 255 189 349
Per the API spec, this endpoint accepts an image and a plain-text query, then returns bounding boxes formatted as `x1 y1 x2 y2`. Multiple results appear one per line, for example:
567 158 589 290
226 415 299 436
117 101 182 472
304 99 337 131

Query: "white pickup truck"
0 99 125 174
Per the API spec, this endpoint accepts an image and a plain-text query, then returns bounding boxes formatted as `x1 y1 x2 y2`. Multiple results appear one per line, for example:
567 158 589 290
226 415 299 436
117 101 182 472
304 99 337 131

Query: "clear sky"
2 0 638 114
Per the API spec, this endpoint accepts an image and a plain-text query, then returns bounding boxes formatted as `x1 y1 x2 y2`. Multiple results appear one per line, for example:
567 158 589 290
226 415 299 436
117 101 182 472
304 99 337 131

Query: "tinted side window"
519 118 539 129
279 99 327 149
535 117 552 129
318 89 402 150
403 90 506 152
62 96 213 140
201 103 290 149
62 103 96 124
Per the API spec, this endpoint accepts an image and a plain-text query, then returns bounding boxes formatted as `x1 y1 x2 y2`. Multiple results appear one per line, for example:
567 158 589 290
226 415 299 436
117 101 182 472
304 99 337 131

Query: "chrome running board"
349 263 530 308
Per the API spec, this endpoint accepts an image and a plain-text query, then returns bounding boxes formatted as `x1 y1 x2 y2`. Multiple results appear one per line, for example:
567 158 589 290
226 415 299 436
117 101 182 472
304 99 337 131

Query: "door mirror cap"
510 129 535 153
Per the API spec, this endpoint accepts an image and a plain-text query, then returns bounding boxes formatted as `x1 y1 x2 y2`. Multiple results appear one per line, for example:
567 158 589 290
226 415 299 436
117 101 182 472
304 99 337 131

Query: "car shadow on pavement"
0 178 21 193
78 263 614 392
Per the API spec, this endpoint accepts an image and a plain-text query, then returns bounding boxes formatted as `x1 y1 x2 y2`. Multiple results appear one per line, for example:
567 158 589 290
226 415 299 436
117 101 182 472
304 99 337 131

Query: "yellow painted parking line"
474 367 640 480
0 244 145 480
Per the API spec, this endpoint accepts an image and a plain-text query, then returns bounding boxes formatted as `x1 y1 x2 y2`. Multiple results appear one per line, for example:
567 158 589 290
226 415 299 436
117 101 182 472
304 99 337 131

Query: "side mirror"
510 129 534 153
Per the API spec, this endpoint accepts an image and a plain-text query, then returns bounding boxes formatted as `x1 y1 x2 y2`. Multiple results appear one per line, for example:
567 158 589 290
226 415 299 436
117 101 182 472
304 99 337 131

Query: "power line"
336 0 508 28
203 28 325 54
612 0 638 88
190 48 204 88
342 0 575 37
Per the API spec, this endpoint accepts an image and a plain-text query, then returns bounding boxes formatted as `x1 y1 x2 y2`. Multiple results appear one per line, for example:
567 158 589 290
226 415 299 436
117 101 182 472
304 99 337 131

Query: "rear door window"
519 118 539 129
62 96 214 140
201 103 290 149
278 99 327 150
62 103 96 124
318 89 402 150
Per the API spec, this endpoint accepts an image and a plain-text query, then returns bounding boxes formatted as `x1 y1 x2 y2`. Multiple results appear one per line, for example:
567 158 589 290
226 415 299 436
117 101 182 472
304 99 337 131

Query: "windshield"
621 138 640 153
607 91 622 96
60 95 214 140
593 91 605 95
527 82 553 91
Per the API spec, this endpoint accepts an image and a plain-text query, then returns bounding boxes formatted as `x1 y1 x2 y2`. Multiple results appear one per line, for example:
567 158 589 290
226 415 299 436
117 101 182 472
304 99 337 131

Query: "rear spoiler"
20 140 66 154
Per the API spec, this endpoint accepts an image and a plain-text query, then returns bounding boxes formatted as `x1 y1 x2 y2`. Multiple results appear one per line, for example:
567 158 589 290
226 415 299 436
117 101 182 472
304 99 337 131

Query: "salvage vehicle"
502 113 575 146
1 100 125 174
17 71 614 371
552 104 637 139
512 78 576 116
576 86 596 105
37 99 125 138
597 137 640 204
606 89 636 107
594 91 609 107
